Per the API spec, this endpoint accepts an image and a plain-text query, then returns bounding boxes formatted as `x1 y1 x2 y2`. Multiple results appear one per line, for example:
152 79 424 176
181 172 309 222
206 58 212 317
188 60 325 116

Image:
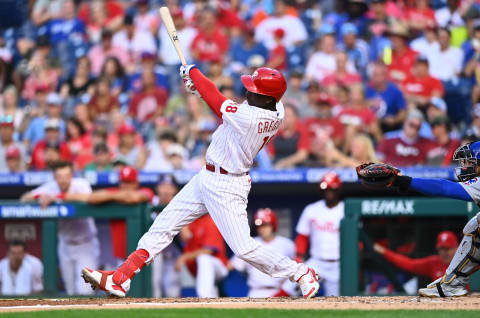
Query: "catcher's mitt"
356 162 400 188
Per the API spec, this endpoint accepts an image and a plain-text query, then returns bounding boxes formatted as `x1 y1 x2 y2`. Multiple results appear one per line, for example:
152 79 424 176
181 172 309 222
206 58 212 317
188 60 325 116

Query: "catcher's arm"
356 162 472 200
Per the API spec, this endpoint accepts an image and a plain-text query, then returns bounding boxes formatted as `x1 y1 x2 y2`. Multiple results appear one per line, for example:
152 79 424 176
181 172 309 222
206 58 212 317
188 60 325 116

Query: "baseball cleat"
81 268 129 298
296 267 320 299
418 278 468 297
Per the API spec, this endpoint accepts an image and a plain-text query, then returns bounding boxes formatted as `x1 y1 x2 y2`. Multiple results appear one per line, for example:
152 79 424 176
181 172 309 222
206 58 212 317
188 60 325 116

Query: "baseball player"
82 65 320 298
21 161 99 295
356 141 480 297
373 231 458 282
295 171 344 296
230 208 297 297
177 214 228 298
151 175 182 298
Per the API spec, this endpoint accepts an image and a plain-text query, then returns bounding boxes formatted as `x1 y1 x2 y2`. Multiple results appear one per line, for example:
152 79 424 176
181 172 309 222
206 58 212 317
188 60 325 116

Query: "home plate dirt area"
1 296 480 312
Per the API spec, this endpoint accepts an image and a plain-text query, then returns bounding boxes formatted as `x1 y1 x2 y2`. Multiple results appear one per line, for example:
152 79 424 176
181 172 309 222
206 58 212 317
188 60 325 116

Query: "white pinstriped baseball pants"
138 168 303 281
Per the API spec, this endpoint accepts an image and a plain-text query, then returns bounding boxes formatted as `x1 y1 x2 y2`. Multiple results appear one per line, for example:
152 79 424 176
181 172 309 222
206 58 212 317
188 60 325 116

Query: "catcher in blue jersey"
357 141 480 297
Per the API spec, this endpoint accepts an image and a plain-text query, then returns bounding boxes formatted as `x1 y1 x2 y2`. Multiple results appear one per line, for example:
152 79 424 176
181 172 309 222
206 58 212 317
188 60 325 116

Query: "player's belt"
206 163 249 176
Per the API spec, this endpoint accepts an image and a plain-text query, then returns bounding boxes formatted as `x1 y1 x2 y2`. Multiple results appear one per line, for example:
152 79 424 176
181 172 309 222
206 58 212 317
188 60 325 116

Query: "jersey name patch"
258 120 281 134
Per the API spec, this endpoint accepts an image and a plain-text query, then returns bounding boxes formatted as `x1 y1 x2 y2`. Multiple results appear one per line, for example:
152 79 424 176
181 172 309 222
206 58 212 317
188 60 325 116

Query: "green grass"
3 309 480 318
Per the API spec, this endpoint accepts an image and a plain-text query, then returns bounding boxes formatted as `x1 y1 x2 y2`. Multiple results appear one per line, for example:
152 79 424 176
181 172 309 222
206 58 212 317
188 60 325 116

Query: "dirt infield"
0 296 480 312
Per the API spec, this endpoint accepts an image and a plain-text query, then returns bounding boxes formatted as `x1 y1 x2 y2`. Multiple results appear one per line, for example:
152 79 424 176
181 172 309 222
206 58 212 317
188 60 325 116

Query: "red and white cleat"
296 267 320 299
81 268 130 298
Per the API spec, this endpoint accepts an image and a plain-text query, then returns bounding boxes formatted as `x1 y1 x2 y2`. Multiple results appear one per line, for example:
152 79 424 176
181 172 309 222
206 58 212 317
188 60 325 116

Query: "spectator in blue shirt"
230 26 268 74
338 23 369 78
365 62 406 132
24 92 65 149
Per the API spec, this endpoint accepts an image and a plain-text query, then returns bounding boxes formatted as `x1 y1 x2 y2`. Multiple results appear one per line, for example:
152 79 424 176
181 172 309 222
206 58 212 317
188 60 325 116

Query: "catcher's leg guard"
419 233 480 297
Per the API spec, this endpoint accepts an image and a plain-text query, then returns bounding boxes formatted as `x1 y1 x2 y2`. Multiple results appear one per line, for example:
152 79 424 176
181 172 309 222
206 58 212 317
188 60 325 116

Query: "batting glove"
179 64 197 79
184 79 200 97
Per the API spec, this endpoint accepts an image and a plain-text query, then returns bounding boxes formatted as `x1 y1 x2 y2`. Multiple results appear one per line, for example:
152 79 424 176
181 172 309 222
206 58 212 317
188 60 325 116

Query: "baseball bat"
159 6 187 66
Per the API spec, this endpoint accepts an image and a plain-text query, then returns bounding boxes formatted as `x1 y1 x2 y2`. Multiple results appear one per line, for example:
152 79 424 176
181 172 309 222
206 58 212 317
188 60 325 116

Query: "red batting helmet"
241 67 287 102
319 171 341 190
254 208 278 231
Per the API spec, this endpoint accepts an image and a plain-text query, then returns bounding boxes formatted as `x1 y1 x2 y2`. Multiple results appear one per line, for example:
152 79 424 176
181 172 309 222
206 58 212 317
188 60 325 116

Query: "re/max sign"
361 200 415 215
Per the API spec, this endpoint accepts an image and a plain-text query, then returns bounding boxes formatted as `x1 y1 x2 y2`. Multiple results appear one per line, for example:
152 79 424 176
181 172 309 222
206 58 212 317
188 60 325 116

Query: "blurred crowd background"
0 0 479 173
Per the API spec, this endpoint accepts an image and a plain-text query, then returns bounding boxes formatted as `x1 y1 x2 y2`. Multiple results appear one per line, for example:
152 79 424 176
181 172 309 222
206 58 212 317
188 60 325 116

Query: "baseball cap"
47 92 62 105
141 52 155 61
0 116 14 127
45 119 60 130
197 119 217 132
430 115 450 127
436 231 458 249
118 124 135 135
341 23 358 36
319 23 335 36
120 166 138 183
406 108 424 122
5 146 20 159
158 174 179 188
166 144 186 158
315 93 333 106
35 84 50 94
430 97 447 112
273 28 285 39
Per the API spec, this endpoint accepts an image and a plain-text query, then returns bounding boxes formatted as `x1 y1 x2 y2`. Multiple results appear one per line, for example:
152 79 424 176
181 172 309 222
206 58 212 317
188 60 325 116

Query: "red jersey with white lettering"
376 136 437 166
296 200 344 260
206 99 285 174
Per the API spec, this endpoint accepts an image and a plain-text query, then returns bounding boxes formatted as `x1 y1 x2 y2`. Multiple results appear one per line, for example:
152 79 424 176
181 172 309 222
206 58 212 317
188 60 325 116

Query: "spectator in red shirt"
268 104 310 169
267 28 287 71
373 231 458 282
304 94 344 165
322 51 362 91
128 68 168 124
113 123 146 168
191 9 229 64
84 166 154 259
336 84 382 152
402 56 443 109
87 29 129 76
88 77 120 121
30 119 71 171
66 118 92 170
427 116 460 166
405 0 436 32
176 214 228 298
376 109 436 166
78 0 124 42
385 22 418 83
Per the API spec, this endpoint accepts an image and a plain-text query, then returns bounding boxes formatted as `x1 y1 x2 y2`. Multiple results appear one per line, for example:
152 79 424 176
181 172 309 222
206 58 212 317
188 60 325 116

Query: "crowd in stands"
1 0 480 173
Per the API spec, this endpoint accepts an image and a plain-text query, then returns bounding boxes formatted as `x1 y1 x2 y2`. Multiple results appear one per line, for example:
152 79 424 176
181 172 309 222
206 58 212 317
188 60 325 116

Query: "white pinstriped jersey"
206 99 285 174
296 200 344 260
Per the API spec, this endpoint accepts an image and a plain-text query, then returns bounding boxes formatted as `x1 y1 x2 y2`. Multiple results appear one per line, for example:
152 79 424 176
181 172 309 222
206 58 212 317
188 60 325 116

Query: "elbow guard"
463 212 480 235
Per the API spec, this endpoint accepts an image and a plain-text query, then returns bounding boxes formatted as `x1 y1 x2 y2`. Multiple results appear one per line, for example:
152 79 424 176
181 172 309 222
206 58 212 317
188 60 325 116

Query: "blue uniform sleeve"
410 178 472 201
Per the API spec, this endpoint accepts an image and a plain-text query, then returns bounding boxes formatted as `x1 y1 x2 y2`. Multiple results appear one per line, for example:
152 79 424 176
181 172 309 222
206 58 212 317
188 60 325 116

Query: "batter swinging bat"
159 6 187 66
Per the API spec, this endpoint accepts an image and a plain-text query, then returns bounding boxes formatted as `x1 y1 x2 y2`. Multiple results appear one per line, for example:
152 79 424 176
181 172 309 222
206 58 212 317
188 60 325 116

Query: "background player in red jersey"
373 231 458 282
176 214 228 298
